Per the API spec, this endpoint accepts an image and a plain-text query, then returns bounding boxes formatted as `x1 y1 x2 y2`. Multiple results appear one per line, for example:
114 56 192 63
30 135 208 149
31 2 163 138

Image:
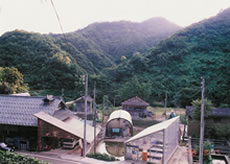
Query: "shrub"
86 152 118 161
0 150 47 164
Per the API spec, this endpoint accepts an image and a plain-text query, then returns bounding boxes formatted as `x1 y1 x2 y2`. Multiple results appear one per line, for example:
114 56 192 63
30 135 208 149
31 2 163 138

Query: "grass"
147 106 186 118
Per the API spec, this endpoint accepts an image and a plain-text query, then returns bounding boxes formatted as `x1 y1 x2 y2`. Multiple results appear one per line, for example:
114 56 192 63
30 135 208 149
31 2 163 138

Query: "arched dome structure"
106 110 133 137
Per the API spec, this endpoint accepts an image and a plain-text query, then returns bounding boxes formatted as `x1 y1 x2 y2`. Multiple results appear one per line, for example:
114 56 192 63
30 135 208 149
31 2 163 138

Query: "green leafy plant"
86 152 118 161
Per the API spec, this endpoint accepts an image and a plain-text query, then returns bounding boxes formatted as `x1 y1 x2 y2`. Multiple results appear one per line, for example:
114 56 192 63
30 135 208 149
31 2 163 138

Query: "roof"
75 96 93 103
125 116 179 143
53 109 74 121
209 108 230 117
186 106 230 117
0 95 62 127
34 112 100 143
11 92 30 96
107 110 133 125
121 96 149 106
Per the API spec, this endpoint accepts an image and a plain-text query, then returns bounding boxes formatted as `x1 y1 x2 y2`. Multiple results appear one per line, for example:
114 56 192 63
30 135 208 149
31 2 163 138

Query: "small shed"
106 110 133 137
121 96 149 118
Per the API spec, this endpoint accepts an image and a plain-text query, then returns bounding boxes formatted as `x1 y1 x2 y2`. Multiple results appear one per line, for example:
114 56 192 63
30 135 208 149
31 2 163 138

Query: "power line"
49 0 66 39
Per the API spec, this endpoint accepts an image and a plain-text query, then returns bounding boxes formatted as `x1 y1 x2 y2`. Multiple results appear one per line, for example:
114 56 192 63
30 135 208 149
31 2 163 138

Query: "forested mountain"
0 31 83 93
77 17 181 62
1 8 230 107
114 8 230 107
0 18 180 99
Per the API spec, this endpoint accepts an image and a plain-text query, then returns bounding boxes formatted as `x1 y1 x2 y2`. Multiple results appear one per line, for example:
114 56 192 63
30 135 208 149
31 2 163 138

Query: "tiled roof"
0 95 62 127
121 96 149 106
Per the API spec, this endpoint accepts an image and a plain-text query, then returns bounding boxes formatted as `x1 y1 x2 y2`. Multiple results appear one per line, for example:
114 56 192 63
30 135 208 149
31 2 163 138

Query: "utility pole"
113 96 115 107
61 88 64 100
164 92 167 119
199 77 205 164
83 74 88 157
93 82 96 153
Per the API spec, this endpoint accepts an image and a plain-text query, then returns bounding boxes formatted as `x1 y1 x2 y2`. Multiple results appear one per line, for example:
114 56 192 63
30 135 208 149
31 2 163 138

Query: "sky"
0 0 230 35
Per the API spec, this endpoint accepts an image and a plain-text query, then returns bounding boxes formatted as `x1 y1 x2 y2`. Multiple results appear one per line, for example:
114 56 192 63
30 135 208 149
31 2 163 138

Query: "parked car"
0 142 15 152
62 138 80 149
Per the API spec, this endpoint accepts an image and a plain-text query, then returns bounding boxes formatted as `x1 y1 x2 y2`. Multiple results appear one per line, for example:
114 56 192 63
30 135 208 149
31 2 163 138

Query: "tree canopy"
0 67 28 94
191 98 214 120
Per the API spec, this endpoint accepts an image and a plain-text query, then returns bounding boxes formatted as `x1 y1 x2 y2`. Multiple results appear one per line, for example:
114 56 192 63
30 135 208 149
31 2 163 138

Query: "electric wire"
49 0 66 39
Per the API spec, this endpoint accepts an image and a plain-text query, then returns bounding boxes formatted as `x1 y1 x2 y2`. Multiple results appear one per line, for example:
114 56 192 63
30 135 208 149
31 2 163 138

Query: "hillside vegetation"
114 8 230 107
0 18 180 100
0 9 230 107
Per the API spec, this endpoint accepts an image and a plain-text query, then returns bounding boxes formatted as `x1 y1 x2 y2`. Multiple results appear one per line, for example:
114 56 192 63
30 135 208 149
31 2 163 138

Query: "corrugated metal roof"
53 109 74 121
34 112 100 143
121 96 149 106
125 116 179 143
210 108 230 117
0 95 62 127
107 110 132 125
186 106 230 117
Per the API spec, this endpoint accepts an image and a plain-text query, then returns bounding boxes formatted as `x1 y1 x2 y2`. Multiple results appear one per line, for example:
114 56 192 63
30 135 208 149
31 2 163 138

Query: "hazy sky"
0 0 230 35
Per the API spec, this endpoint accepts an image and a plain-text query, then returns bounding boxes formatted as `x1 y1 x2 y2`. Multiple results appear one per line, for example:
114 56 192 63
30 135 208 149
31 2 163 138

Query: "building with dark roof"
185 106 230 138
121 96 150 119
0 95 67 151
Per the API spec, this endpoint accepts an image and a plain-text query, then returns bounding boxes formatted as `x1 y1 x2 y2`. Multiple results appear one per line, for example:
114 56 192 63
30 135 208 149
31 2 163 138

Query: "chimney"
43 95 54 105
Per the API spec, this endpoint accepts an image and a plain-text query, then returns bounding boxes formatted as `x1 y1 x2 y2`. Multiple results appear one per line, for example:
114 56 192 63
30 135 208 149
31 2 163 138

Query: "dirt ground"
167 146 189 164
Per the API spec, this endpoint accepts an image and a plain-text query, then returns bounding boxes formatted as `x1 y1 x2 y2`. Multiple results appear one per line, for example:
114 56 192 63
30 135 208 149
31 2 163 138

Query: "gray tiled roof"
121 96 149 106
0 95 62 127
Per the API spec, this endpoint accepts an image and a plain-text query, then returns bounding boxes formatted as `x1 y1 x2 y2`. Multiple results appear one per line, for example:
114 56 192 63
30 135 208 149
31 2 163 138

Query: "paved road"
21 153 83 164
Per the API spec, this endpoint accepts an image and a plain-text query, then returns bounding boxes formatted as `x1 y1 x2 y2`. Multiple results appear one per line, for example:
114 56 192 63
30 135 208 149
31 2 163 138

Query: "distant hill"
77 17 181 62
114 8 230 107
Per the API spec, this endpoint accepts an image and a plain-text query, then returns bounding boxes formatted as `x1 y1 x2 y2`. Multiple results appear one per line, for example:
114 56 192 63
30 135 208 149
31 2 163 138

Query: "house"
121 96 150 118
0 94 100 152
186 106 230 138
66 96 94 119
73 96 93 113
105 110 133 138
0 95 65 151
35 111 100 152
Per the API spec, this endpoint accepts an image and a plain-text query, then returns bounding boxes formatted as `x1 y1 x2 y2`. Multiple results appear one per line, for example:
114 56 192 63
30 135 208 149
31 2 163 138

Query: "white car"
0 142 15 152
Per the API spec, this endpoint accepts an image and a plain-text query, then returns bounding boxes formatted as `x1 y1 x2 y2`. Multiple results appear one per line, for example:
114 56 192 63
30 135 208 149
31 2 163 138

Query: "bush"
86 152 118 161
0 150 47 164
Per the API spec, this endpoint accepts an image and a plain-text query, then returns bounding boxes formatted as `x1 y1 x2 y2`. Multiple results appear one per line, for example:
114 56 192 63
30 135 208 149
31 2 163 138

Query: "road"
20 153 83 164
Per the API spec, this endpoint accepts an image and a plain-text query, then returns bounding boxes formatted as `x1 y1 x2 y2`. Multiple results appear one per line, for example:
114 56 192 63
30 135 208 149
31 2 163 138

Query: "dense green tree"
118 76 152 102
0 67 28 94
191 98 214 120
